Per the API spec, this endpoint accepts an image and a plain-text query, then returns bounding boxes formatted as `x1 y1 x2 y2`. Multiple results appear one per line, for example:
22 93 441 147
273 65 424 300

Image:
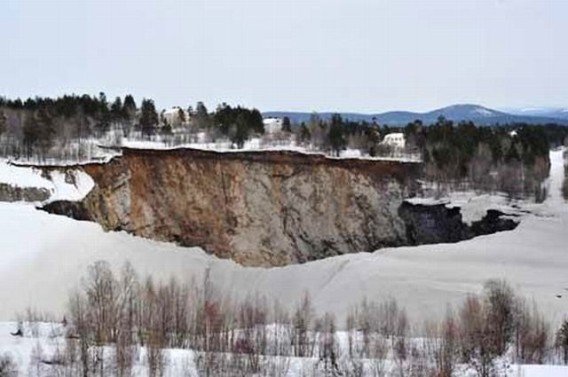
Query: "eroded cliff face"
46 149 421 266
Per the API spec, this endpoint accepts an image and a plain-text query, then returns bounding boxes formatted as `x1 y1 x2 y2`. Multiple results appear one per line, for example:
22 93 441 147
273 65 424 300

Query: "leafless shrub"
0 352 18 377
337 355 365 377
483 279 516 356
315 312 339 375
368 335 388 377
28 342 45 377
260 355 290 377
268 300 292 357
232 295 268 374
378 297 401 340
113 263 138 377
393 305 410 367
457 281 518 377
68 291 92 377
84 260 119 345
46 261 561 376
292 292 315 358
457 295 497 377
514 299 549 364
146 337 166 377
424 308 458 377
555 319 568 364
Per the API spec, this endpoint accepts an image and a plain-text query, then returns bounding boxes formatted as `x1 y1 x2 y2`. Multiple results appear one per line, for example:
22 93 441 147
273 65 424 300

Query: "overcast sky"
2 0 567 112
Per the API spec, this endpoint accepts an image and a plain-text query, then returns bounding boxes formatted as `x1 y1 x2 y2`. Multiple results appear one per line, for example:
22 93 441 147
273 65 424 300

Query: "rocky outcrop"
398 202 518 245
398 202 469 244
42 148 521 266
44 148 422 266
0 183 50 202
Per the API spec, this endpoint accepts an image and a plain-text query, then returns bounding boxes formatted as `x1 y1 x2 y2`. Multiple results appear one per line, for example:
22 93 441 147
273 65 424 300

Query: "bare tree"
483 279 516 356
555 319 568 364
424 308 458 377
0 352 18 377
84 261 119 345
292 292 315 358
458 295 497 377
316 312 339 375
514 299 549 364
68 291 92 377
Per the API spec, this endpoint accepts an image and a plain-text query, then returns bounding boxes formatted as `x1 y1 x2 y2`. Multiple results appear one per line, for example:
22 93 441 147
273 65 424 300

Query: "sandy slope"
0 150 566 327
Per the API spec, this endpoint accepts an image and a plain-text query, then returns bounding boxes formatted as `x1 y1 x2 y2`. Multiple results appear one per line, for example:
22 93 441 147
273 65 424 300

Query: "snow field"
0 150 566 375
0 159 94 203
0 322 566 376
0 150 565 328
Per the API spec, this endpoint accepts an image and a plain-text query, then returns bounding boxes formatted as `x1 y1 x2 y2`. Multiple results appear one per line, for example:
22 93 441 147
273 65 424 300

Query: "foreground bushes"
15 261 568 376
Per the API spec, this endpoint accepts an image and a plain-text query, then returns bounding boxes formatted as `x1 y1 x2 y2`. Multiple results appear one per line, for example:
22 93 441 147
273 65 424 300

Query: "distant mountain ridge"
264 104 568 126
504 107 568 120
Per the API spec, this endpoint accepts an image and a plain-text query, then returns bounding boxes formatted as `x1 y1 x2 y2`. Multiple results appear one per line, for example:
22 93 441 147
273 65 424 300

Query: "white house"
263 117 283 134
162 107 190 127
382 132 406 149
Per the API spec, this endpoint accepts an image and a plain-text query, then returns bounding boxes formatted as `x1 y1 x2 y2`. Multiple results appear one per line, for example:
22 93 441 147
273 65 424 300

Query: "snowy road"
0 150 566 326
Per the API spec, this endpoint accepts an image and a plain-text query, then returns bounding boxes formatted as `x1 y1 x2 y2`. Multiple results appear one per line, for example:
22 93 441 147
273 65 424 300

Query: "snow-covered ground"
115 136 422 162
0 149 566 328
0 159 94 203
0 321 566 377
0 322 196 376
0 149 567 376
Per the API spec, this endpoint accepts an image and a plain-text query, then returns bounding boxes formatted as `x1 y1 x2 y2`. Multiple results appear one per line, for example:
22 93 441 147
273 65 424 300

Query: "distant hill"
264 104 568 126
504 107 568 120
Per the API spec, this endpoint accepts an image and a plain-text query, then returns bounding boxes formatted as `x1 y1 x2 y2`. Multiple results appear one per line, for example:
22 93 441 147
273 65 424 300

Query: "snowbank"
0 160 94 204
0 160 51 189
113 138 422 163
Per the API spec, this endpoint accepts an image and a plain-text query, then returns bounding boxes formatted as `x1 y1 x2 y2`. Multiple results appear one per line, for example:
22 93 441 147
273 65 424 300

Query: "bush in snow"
0 352 18 377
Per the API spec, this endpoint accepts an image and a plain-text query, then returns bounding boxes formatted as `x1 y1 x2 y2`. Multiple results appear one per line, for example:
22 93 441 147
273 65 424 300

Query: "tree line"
5 261 568 377
402 117 556 198
0 95 265 160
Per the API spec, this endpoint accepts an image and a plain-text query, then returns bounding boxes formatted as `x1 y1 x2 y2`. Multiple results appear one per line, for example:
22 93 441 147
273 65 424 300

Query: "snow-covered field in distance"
0 150 566 331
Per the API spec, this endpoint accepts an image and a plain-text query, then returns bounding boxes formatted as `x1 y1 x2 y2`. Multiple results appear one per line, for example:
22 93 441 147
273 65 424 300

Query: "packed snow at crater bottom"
0 149 566 376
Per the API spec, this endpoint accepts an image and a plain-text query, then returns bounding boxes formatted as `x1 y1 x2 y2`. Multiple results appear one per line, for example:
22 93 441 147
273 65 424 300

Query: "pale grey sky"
2 0 567 112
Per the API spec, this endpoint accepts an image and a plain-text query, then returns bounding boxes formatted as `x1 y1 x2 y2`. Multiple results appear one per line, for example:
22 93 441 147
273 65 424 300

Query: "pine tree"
195 101 210 129
281 116 292 133
96 92 111 135
22 107 55 158
232 113 249 148
140 99 159 138
0 111 6 136
110 97 124 124
122 95 137 122
328 114 346 156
